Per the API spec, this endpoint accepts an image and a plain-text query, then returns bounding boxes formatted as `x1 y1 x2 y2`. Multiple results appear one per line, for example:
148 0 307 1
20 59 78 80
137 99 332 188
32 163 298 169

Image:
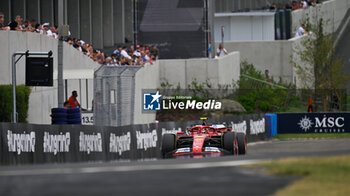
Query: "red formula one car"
161 120 247 158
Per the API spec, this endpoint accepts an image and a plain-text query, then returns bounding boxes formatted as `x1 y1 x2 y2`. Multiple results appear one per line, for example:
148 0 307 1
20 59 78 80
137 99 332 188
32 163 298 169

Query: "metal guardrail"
241 74 288 89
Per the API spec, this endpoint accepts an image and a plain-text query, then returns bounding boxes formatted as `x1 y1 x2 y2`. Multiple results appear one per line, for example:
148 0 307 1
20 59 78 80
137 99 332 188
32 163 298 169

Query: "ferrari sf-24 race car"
161 120 247 158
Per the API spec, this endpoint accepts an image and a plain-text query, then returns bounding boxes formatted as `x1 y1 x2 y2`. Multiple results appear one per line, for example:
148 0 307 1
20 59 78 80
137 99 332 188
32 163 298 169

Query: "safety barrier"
0 114 266 165
276 113 350 134
266 114 277 137
266 113 350 135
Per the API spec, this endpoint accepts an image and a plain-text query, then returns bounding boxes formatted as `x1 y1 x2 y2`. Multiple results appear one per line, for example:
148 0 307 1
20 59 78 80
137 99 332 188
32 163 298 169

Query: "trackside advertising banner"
277 113 350 134
0 114 266 165
159 114 267 142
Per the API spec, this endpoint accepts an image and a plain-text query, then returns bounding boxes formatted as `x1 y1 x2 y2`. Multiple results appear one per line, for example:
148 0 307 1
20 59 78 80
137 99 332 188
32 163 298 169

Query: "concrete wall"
291 0 350 35
219 40 294 84
218 0 350 87
133 62 160 125
158 52 240 89
0 31 100 124
214 12 275 42
215 0 292 12
94 53 240 126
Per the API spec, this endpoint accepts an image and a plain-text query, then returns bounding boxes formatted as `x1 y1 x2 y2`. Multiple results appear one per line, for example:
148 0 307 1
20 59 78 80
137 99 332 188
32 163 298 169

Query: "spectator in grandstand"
16 15 26 31
133 45 141 57
0 13 8 30
121 46 131 59
67 91 80 108
111 54 121 66
67 37 74 45
135 55 143 66
8 15 25 31
292 1 301 10
29 19 37 31
73 39 83 52
150 45 159 60
269 3 278 11
50 25 59 39
96 50 105 64
105 57 113 66
23 20 28 27
141 45 147 52
34 23 41 33
82 43 92 56
81 46 88 55
97 56 104 65
311 0 318 6
302 0 309 8
216 43 228 57
113 46 122 55
89 49 98 61
140 51 146 65
145 50 153 64
295 24 307 37
24 20 35 32
40 23 53 36
128 45 135 56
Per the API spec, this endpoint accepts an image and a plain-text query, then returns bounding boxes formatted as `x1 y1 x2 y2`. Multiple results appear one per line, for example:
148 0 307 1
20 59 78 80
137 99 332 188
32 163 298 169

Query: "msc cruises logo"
298 116 314 132
297 115 345 133
143 91 162 111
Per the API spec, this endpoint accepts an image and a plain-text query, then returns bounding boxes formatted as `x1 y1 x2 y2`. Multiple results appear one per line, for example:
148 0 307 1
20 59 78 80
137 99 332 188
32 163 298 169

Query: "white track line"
0 159 264 177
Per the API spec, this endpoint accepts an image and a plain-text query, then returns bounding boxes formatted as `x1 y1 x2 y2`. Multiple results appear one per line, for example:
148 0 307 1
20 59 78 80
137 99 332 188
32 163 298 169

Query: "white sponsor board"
7 130 36 155
109 132 131 155
250 118 265 135
81 112 94 125
136 130 158 150
43 132 71 155
79 132 102 154
231 121 247 134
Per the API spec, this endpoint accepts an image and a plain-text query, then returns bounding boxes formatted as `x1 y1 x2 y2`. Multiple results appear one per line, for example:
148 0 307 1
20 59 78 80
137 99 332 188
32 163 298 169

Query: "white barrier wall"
292 0 350 35
134 62 160 125
158 52 240 89
214 12 275 42
0 31 100 124
219 0 350 88
219 40 294 84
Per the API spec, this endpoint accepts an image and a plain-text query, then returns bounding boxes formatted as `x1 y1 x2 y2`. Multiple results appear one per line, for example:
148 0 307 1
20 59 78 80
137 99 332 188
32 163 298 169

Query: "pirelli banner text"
0 114 266 164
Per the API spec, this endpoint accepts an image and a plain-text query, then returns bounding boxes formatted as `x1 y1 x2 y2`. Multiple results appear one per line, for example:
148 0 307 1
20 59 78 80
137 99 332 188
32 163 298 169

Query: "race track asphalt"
0 138 350 196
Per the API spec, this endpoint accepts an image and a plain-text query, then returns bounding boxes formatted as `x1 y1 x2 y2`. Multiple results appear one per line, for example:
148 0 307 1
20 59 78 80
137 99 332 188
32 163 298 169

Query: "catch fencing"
0 114 266 165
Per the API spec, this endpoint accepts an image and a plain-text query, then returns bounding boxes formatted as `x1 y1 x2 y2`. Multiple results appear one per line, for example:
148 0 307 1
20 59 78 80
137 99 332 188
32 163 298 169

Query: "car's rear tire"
161 134 176 158
223 132 238 155
237 132 247 155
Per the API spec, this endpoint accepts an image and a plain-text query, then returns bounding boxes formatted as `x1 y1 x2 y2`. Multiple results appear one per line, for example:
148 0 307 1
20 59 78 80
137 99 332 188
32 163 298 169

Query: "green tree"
292 18 350 111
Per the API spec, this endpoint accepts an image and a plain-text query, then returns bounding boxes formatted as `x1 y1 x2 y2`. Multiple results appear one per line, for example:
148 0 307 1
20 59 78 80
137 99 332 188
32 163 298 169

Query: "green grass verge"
274 133 350 139
256 155 350 196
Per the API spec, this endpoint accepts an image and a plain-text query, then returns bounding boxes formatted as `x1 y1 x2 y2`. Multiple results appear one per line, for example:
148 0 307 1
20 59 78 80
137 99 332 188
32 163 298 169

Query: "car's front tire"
223 132 238 155
236 132 247 155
